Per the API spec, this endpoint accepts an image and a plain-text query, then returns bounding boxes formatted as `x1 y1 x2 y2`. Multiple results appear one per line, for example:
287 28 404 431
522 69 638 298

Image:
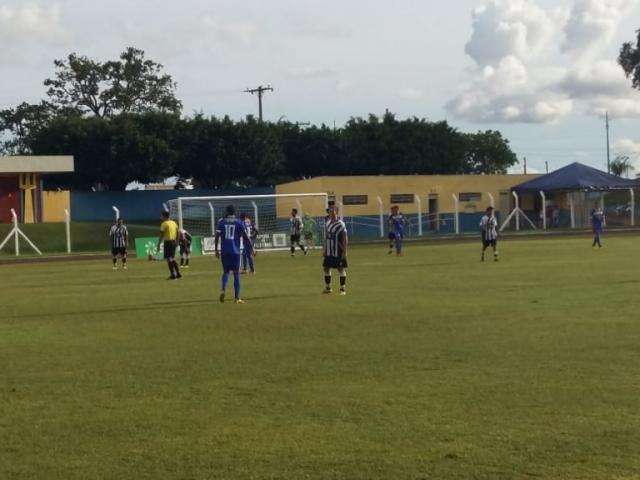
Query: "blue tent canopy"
513 162 638 193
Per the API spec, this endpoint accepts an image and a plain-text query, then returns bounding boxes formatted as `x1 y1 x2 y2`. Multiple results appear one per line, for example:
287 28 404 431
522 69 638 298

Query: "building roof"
513 162 639 193
0 156 74 174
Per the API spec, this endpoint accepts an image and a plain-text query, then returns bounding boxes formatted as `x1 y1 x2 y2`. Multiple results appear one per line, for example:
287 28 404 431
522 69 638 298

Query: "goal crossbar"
176 193 328 202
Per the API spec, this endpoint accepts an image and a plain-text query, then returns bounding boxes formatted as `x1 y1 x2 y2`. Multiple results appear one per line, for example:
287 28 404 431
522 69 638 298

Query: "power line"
243 85 273 122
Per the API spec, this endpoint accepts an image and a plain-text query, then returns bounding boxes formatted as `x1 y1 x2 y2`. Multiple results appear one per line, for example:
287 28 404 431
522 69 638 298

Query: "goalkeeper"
302 214 317 250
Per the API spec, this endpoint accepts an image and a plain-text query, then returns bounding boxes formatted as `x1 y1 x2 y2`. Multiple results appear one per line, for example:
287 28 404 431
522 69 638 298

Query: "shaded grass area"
0 222 158 256
1 237 640 479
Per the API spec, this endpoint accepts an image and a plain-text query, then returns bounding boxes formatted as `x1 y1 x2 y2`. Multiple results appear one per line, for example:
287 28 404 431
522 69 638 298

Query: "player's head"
486 206 494 215
239 212 246 220
225 204 235 217
161 211 169 220
291 208 298 216
117 217 123 225
391 205 399 214
327 205 338 220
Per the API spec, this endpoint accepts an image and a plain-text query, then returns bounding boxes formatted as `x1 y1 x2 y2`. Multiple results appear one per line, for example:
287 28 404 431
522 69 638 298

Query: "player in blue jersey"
214 205 254 304
388 206 406 256
591 205 605 248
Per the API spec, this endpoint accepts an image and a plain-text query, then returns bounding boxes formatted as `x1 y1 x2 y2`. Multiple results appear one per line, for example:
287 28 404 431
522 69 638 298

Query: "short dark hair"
292 208 298 215
225 204 235 216
161 211 169 219
239 212 246 220
117 217 124 222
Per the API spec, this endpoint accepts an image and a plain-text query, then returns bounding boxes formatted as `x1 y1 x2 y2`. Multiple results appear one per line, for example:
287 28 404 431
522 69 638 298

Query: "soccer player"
591 204 605 248
156 211 182 280
215 205 253 303
388 206 406 256
302 213 317 251
290 208 308 257
178 228 192 268
239 212 256 274
323 205 348 295
480 206 499 262
109 217 128 270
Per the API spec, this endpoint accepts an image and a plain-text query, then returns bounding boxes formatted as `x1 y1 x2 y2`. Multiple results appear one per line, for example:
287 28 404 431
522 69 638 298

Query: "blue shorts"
221 253 241 272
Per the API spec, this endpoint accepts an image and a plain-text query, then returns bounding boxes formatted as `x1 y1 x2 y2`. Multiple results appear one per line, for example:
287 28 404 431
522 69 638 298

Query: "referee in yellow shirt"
157 211 182 280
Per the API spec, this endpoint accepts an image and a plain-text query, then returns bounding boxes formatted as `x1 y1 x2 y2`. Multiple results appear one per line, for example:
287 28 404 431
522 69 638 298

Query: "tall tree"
463 131 518 174
610 155 634 177
0 102 53 154
44 47 182 117
619 29 640 89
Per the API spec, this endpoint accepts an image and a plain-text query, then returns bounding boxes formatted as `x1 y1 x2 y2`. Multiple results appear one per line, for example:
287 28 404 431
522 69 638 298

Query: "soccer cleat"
241 270 247 275
176 273 183 279
219 292 225 303
234 298 245 304
340 289 346 296
323 287 333 294
168 275 177 280
304 249 309 256
123 265 128 270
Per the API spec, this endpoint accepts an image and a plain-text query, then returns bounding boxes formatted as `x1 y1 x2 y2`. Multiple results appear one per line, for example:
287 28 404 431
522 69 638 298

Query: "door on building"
428 196 438 231
0 176 20 223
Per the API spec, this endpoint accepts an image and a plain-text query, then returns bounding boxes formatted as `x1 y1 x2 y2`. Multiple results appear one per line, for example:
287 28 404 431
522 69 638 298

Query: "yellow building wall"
42 190 70 222
276 175 541 216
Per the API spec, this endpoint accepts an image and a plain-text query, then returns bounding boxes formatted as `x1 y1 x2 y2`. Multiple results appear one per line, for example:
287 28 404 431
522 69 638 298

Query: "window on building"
390 194 414 204
459 192 482 202
342 195 368 205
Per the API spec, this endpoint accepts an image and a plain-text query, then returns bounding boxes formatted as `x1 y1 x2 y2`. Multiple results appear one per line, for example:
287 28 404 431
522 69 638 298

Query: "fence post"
630 189 635 227
452 194 460 235
13 209 19 256
65 209 71 253
415 195 423 236
540 191 547 230
377 196 384 238
569 194 575 229
512 191 520 231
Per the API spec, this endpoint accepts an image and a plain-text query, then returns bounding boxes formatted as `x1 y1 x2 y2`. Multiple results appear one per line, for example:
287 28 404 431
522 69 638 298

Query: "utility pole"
244 85 273 122
524 156 527 174
545 161 549 174
605 111 611 174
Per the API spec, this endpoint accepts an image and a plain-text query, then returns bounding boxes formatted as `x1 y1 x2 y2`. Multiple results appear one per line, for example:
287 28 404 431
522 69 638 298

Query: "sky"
1 0 640 174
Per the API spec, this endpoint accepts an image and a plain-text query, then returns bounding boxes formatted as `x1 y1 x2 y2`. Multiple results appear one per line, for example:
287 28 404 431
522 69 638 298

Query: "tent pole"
540 191 547 230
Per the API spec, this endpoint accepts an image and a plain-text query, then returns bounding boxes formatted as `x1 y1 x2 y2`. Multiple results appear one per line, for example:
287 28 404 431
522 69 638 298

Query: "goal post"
168 193 328 252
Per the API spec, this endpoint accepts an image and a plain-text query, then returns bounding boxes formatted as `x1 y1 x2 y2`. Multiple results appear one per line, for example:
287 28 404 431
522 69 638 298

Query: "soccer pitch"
2 236 640 479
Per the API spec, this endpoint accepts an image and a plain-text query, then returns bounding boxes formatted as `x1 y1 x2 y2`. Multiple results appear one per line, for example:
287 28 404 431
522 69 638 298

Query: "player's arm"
156 225 165 251
339 230 348 258
214 230 221 258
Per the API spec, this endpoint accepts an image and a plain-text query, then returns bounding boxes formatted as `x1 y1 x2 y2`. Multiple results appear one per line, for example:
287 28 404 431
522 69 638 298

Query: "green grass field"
2 236 640 479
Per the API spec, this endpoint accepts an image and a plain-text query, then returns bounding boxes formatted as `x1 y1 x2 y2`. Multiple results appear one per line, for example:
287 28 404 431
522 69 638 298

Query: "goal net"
167 193 328 252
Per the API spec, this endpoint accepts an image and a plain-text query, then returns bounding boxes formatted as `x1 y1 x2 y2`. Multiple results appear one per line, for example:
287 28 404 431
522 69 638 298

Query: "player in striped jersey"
480 206 499 262
239 212 256 274
323 205 348 295
178 228 192 268
109 217 128 270
290 209 308 257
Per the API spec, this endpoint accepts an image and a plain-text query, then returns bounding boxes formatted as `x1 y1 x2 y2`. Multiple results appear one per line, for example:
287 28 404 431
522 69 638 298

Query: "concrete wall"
42 191 70 222
276 175 540 216
71 187 274 222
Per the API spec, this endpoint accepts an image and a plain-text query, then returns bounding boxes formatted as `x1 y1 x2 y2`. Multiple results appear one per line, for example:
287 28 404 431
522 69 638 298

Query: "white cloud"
0 3 69 54
562 0 637 58
397 88 425 100
201 16 258 46
286 67 336 79
447 0 640 124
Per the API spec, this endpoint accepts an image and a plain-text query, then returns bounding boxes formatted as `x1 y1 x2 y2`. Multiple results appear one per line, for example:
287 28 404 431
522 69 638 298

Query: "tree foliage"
2 48 519 190
610 155 634 178
44 47 182 117
619 29 640 90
